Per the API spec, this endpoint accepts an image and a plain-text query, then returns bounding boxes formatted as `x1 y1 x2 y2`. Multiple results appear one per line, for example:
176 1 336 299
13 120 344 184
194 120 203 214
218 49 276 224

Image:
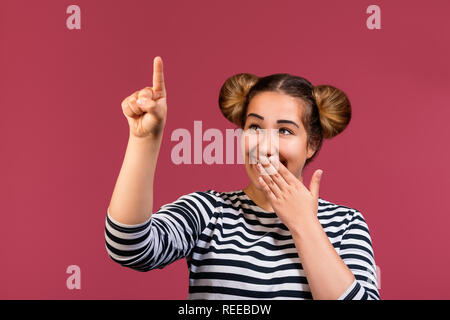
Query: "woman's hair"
218 73 352 167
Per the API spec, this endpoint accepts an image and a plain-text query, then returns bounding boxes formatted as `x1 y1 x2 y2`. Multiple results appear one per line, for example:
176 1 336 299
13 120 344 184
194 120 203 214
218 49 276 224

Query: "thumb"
309 169 323 200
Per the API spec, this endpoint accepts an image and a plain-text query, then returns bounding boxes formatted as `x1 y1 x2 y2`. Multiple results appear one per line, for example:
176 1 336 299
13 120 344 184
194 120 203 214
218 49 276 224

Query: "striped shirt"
105 190 380 300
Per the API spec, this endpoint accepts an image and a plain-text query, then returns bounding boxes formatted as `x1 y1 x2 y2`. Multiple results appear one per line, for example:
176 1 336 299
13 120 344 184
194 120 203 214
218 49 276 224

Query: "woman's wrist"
129 127 164 142
289 214 322 240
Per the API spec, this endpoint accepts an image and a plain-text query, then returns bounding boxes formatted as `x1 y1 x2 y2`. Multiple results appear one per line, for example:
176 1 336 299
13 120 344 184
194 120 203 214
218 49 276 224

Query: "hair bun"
312 85 352 139
218 73 259 126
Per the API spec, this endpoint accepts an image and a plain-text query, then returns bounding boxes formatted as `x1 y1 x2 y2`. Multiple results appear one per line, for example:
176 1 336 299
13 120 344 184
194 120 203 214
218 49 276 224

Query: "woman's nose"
256 129 279 160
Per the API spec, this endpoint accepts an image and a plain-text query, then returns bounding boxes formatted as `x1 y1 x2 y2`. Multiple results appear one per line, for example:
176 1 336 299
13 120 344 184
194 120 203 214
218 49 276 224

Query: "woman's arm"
108 56 167 225
108 133 163 225
290 216 356 300
105 191 215 271
290 209 379 300
256 157 379 300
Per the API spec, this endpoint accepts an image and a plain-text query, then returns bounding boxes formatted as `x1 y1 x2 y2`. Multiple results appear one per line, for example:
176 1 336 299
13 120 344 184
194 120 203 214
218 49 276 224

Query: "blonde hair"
312 85 352 139
218 73 352 166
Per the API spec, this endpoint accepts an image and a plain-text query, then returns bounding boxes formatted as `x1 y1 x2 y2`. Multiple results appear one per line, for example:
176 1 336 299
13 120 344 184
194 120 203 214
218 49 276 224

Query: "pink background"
1 0 449 299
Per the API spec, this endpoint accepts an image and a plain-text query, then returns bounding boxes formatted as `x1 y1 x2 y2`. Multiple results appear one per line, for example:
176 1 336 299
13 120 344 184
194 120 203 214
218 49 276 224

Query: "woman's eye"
248 124 261 132
247 125 292 135
279 128 293 135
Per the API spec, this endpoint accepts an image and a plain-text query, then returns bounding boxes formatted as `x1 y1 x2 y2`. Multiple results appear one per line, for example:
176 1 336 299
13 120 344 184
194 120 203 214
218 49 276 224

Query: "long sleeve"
104 191 216 272
337 210 380 300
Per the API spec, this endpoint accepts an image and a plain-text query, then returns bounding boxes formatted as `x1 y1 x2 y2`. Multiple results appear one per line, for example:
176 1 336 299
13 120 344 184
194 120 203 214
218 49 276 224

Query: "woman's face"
242 91 315 189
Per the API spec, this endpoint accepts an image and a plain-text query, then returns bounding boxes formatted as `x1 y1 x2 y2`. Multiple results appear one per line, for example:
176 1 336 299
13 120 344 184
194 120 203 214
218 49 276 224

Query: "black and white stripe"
105 190 380 300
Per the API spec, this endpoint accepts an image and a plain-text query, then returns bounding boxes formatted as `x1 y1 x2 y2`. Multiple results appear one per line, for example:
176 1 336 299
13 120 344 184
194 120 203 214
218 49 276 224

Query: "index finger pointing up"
153 56 166 98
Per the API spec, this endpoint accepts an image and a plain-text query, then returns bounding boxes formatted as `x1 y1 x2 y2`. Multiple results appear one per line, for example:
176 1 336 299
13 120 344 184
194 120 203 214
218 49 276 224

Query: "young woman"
105 56 380 300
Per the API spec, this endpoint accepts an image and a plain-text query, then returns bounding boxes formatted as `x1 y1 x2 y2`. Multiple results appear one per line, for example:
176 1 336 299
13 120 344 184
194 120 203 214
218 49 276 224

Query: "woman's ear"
306 144 316 160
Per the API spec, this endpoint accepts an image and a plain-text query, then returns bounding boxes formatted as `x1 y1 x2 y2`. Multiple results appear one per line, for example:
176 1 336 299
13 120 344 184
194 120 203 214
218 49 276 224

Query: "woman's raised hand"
121 56 167 138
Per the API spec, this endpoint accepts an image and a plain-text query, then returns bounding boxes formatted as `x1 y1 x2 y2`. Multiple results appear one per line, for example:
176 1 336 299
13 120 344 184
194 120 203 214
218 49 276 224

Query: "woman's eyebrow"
247 113 299 128
277 119 299 128
247 113 264 120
